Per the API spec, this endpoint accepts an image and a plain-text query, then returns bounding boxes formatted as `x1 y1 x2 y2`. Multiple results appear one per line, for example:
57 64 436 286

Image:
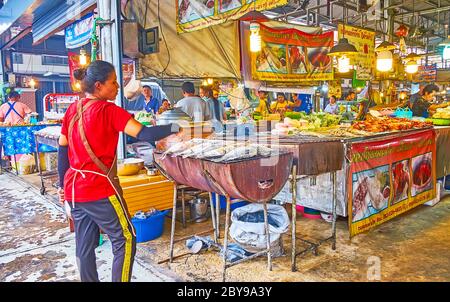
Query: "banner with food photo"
337 23 375 81
176 0 288 33
251 24 334 82
348 129 436 237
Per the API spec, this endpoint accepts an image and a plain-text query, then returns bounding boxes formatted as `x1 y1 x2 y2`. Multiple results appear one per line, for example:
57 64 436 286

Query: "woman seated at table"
0 91 32 125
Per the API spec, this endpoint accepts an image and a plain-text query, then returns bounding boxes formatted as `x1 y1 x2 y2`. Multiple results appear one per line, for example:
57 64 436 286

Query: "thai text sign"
348 130 436 237
176 0 287 33
338 24 375 81
251 24 334 82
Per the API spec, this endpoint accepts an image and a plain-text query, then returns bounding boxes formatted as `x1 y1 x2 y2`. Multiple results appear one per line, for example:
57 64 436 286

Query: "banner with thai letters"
338 24 375 81
348 130 436 237
176 0 287 33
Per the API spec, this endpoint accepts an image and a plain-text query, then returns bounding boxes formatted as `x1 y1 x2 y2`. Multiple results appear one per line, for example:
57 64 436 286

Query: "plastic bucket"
131 210 168 243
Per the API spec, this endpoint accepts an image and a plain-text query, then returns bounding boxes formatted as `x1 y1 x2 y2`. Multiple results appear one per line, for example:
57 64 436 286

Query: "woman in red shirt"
57 60 181 282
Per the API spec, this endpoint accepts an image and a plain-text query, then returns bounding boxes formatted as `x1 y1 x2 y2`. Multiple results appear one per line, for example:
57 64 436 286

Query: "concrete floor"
2 171 450 282
0 172 178 282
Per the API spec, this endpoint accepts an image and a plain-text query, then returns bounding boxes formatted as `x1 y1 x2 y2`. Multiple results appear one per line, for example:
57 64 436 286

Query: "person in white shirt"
175 82 210 122
324 95 339 115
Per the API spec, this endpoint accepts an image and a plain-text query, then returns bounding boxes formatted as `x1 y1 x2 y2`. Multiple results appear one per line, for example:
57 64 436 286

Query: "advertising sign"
417 64 437 82
65 13 94 49
176 0 287 33
251 24 334 82
338 24 375 81
348 129 436 237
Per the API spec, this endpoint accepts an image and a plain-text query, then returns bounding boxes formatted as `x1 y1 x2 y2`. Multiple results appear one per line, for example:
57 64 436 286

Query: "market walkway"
0 173 180 282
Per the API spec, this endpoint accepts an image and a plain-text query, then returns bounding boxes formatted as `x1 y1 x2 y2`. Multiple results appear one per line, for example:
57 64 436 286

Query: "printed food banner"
348 129 436 237
338 24 375 81
416 64 437 82
251 24 334 82
176 0 287 33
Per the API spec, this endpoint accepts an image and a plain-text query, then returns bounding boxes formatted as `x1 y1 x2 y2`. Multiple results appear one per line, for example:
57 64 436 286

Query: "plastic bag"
230 203 289 253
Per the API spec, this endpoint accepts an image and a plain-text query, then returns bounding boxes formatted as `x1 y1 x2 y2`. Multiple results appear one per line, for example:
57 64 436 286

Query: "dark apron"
67 98 134 234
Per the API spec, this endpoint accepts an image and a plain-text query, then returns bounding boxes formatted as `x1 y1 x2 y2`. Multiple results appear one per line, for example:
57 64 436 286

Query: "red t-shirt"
61 99 132 202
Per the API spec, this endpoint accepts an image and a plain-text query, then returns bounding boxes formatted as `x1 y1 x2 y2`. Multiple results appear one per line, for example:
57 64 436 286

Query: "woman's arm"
124 118 180 142
57 134 69 192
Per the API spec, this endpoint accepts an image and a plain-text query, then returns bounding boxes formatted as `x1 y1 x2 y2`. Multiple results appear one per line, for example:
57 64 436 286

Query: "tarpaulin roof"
124 1 322 81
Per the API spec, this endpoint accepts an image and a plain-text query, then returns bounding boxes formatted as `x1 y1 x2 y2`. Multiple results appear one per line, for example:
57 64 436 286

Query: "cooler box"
119 171 174 216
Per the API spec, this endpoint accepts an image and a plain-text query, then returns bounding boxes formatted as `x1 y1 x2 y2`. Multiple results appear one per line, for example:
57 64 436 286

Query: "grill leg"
222 196 231 282
291 165 297 272
181 189 186 228
331 171 338 250
263 201 272 271
209 193 218 243
216 193 220 239
169 184 178 263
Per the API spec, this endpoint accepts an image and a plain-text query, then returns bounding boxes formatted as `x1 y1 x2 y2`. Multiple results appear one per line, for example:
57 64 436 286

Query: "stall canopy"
125 1 321 81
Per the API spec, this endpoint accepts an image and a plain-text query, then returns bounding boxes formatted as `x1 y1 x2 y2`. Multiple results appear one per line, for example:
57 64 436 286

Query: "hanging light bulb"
337 55 350 73
29 78 36 89
79 49 88 66
250 22 261 53
405 59 419 74
75 82 81 91
202 79 208 86
376 50 393 72
207 78 214 85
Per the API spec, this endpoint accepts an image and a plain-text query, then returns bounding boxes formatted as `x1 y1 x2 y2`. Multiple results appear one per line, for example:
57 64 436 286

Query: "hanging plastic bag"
230 203 289 254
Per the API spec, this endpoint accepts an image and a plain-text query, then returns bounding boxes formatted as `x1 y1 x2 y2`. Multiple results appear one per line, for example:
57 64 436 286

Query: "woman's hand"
57 187 65 205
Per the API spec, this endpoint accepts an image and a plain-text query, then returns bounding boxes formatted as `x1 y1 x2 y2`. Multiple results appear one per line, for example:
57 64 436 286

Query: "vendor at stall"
290 93 311 113
158 99 172 114
175 82 211 122
270 92 294 114
411 84 448 118
125 85 160 114
57 60 181 282
324 95 339 114
0 91 32 125
254 90 270 116
200 86 226 122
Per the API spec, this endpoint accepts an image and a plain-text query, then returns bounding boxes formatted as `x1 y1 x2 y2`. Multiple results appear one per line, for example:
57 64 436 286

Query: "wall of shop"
11 53 69 76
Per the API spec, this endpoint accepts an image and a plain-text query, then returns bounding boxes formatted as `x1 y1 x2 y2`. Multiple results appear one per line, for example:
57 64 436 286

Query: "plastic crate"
131 210 168 243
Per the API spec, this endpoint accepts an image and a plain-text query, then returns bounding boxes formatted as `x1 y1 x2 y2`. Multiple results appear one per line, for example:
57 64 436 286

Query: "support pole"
263 201 272 271
291 165 297 272
222 195 231 282
169 184 178 262
331 171 338 250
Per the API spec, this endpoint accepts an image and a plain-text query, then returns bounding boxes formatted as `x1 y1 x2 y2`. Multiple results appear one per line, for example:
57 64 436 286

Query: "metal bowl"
117 158 145 176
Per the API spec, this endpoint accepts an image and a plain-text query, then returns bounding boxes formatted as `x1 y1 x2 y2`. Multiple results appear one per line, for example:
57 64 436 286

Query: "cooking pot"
156 107 193 126
117 158 145 176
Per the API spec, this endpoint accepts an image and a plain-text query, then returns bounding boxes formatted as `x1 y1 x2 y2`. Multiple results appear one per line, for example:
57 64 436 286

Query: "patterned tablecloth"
0 124 61 156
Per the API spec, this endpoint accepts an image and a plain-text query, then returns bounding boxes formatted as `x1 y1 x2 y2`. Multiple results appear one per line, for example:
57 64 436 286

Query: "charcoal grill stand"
153 161 218 261
290 164 338 272
203 170 272 282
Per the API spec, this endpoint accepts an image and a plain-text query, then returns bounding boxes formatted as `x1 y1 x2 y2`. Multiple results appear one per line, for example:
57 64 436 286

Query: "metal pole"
216 193 220 239
209 192 218 243
169 184 178 262
331 171 338 250
222 196 231 282
263 201 272 271
291 165 297 272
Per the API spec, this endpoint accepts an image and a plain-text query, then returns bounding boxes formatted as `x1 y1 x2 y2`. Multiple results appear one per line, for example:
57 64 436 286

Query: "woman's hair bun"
73 68 87 81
